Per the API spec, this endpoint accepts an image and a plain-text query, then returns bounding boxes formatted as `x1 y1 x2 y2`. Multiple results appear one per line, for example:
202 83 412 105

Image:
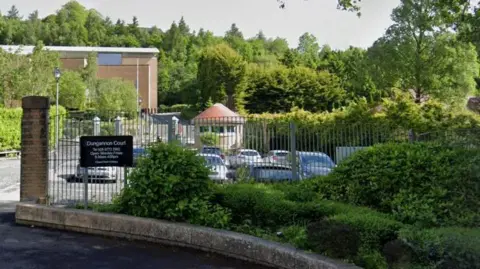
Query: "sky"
0 0 401 50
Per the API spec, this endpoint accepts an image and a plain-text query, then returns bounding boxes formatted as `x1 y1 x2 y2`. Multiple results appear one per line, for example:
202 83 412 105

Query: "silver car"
263 150 290 164
228 149 262 168
197 153 228 181
74 164 117 181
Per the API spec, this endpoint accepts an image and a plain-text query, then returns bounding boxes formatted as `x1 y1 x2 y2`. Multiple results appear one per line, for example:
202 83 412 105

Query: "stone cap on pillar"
22 96 50 109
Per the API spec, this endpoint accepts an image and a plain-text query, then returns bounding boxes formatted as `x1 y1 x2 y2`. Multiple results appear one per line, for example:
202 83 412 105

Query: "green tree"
368 0 478 103
93 78 137 118
58 71 86 110
197 43 247 111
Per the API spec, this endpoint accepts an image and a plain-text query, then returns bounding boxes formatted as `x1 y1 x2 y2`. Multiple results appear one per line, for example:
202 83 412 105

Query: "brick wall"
20 96 49 204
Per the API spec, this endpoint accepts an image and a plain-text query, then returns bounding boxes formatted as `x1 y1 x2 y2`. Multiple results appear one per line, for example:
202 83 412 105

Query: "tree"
59 71 86 110
6 5 20 20
297 33 320 68
93 78 137 118
368 0 478 103
197 43 247 111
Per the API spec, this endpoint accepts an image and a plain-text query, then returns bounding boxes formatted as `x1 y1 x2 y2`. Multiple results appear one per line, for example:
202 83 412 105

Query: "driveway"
0 202 269 269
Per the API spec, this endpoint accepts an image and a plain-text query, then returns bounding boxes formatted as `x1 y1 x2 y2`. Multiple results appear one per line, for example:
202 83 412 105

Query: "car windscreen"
275 152 289 157
241 151 259 156
300 155 335 168
202 148 221 155
253 167 292 180
203 156 224 166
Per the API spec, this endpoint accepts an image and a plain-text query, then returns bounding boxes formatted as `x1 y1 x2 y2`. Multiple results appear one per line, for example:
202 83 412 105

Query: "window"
97 53 122 65
212 126 225 133
199 126 210 133
227 126 236 133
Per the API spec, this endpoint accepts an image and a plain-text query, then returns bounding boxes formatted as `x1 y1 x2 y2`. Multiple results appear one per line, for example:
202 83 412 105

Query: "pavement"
0 202 269 269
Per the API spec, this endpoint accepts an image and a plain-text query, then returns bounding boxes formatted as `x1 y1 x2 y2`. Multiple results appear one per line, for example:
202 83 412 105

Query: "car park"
235 163 297 182
200 146 229 166
263 150 289 164
74 164 117 182
295 151 336 178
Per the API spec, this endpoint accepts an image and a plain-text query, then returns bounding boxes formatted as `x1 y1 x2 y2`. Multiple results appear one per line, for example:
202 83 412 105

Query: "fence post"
114 116 122 135
20 96 50 204
93 116 101 136
167 117 174 143
290 121 298 181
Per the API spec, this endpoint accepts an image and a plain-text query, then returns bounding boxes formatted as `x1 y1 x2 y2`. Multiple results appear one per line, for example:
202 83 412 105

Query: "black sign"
80 136 133 167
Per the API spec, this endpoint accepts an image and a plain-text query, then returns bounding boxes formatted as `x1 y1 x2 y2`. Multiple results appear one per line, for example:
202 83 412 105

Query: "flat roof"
0 45 159 55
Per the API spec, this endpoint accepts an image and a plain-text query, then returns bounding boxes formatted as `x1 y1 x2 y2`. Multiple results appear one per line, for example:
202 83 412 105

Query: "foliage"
0 108 21 151
197 43 247 111
199 132 219 146
114 142 230 228
0 105 66 151
399 227 480 269
320 142 480 227
49 105 67 149
92 78 137 119
58 71 86 110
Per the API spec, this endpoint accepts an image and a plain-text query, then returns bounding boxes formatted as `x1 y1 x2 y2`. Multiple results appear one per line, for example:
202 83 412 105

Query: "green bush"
213 184 325 228
114 142 230 228
0 108 21 151
320 142 480 227
200 132 219 146
399 227 480 269
0 106 66 151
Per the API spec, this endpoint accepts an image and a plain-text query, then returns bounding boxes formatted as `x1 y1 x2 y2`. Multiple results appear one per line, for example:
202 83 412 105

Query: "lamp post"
54 67 61 175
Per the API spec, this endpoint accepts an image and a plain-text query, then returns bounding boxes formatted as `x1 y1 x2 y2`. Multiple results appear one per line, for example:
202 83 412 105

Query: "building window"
212 126 225 133
200 126 210 133
97 53 122 65
227 126 236 133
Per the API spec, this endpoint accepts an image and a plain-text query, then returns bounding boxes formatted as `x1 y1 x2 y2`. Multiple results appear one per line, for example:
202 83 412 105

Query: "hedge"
0 106 66 151
319 142 480 227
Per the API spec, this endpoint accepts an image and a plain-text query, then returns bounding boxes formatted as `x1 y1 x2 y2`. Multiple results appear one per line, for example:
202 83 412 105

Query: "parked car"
74 164 117 182
197 153 228 181
228 149 262 168
236 163 297 182
200 146 229 165
263 150 290 164
295 151 336 178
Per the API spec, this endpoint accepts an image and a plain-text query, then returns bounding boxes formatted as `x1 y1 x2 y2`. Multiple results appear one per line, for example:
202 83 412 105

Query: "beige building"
0 45 159 109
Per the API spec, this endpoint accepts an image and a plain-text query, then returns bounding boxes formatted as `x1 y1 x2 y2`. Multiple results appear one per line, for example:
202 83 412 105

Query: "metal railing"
47 112 478 206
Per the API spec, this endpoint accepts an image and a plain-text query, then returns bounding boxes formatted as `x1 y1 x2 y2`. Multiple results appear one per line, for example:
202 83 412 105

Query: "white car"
197 153 228 181
263 150 290 165
74 164 117 181
228 149 262 168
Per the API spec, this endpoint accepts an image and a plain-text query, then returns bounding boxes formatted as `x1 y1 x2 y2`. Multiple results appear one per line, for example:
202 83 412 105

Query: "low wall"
15 203 360 269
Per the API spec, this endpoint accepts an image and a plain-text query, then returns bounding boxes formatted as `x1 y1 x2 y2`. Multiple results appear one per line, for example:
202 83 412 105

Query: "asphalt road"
0 202 269 269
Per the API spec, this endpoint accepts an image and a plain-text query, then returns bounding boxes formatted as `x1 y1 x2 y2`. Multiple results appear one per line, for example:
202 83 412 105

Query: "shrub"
200 132 219 146
320 142 480 227
213 184 325 228
399 227 480 269
0 106 66 151
114 142 230 228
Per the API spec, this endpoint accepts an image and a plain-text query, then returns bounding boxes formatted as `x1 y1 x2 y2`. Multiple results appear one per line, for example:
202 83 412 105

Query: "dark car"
200 146 226 161
234 163 296 182
132 147 147 166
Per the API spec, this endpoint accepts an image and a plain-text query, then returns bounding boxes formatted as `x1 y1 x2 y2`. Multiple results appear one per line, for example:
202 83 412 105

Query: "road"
0 159 20 202
0 202 269 269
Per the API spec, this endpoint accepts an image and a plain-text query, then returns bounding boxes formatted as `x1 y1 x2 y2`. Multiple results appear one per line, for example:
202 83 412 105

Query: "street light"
53 67 61 176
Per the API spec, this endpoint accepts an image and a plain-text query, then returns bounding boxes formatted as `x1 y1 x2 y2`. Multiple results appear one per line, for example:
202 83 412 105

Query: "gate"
48 110 195 205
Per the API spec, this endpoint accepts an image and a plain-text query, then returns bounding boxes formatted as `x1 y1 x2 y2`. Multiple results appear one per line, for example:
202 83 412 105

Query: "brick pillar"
20 96 50 204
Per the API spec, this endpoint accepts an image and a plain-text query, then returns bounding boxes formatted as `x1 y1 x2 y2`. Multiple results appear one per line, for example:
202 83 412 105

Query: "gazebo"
192 104 245 151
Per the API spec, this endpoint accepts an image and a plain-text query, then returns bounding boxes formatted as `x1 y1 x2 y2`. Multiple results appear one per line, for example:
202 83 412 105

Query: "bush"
200 132 219 146
399 227 480 269
114 142 230 228
213 184 325 228
0 106 66 151
320 142 480 227
0 108 21 151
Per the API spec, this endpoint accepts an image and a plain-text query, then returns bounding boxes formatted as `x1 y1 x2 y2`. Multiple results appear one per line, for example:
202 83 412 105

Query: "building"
0 45 159 109
192 103 245 151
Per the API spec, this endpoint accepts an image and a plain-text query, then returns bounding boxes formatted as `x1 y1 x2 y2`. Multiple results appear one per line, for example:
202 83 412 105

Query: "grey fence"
47 111 478 206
